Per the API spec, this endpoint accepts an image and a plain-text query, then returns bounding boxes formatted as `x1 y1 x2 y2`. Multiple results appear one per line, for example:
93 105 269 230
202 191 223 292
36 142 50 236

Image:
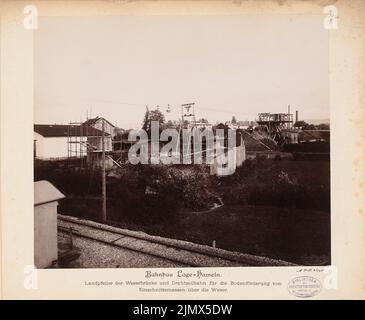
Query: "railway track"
57 224 192 267
58 215 295 267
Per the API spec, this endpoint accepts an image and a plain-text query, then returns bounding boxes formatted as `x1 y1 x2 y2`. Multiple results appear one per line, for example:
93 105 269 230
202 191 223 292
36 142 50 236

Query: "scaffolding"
67 122 87 168
256 112 294 143
67 117 123 170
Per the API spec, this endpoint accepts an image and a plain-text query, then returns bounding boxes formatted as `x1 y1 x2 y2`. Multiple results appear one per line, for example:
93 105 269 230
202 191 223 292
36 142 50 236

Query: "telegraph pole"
181 102 196 127
101 118 107 222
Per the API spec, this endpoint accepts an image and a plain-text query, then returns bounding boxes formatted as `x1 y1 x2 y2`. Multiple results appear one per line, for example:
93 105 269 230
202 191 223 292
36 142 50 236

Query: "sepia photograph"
1 0 365 302
33 14 331 269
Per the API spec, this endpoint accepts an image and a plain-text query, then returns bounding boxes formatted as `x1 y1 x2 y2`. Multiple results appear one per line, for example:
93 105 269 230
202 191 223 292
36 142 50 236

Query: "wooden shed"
34 180 65 268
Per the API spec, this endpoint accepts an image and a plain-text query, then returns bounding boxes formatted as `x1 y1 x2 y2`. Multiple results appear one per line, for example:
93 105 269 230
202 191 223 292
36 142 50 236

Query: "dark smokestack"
296 110 299 123
288 105 290 115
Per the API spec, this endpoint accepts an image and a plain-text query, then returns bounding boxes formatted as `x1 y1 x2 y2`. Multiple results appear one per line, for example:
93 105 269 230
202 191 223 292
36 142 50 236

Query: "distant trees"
304 124 316 130
317 123 330 130
197 118 209 123
164 120 180 129
294 121 329 130
294 120 308 128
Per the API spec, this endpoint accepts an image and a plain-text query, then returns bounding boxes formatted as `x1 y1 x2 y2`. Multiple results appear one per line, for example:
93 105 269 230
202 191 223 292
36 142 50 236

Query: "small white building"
34 124 87 160
34 122 112 160
34 180 65 268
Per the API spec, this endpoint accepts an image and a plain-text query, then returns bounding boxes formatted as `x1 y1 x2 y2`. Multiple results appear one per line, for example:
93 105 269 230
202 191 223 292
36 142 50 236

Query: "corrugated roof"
34 180 65 206
34 124 110 137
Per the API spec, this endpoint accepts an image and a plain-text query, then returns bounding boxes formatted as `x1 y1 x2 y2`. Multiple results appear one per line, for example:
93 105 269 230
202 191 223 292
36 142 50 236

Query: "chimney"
288 105 290 115
296 110 299 123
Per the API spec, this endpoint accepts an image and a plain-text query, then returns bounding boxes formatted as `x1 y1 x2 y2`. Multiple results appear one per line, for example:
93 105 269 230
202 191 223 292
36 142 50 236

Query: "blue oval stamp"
288 276 322 298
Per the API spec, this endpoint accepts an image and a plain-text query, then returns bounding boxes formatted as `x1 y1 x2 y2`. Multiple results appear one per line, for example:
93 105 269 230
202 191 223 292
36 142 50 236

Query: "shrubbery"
139 165 215 209
39 158 330 225
247 171 330 212
108 165 217 223
35 161 101 195
50 163 217 223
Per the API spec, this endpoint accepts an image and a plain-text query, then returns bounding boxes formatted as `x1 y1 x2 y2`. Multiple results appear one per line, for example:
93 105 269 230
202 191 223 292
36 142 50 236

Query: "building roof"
298 130 329 142
83 117 115 128
241 131 271 151
34 124 110 137
34 180 65 206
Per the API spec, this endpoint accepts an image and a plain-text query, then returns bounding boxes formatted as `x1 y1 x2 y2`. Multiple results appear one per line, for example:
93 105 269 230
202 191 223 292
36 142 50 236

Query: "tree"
305 124 316 130
142 106 150 131
182 120 190 129
142 106 165 132
163 120 179 130
231 116 237 124
294 120 308 128
198 118 209 123
149 108 165 124
317 123 330 130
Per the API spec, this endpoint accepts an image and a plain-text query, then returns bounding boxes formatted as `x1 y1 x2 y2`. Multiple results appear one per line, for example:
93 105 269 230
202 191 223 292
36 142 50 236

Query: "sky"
35 15 329 129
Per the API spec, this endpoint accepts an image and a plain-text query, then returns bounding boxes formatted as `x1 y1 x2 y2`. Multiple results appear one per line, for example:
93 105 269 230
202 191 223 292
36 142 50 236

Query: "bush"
107 165 216 223
140 165 215 210
247 171 330 212
234 159 257 177
35 164 101 196
222 184 246 205
39 162 218 223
